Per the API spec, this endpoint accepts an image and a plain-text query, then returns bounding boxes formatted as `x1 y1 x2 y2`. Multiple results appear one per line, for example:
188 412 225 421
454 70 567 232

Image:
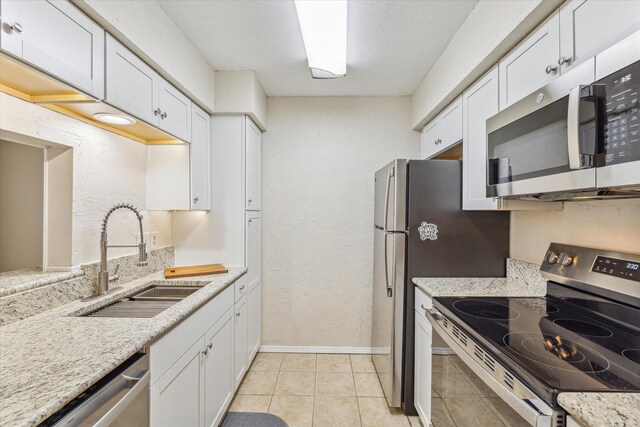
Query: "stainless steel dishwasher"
42 353 150 427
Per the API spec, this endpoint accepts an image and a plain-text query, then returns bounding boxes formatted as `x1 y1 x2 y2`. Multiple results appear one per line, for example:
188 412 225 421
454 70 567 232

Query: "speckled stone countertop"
558 393 640 427
0 267 247 427
412 258 546 298
0 269 84 297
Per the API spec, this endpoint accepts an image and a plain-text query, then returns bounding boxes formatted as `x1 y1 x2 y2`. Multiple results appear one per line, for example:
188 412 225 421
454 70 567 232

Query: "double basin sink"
81 283 204 318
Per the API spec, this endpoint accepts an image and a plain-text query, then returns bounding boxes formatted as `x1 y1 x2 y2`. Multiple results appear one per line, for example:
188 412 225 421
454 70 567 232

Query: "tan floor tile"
449 355 474 374
274 371 315 396
315 372 356 396
354 373 384 397
268 395 313 427
250 352 283 372
408 415 424 427
237 371 278 395
280 353 316 372
462 371 497 397
229 395 271 412
443 397 506 427
432 355 459 374
358 397 410 427
317 354 352 372
313 396 361 427
431 397 455 427
483 397 530 427
351 354 376 372
431 373 478 398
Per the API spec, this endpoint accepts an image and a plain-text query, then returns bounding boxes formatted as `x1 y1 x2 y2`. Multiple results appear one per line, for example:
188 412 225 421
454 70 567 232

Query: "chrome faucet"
97 203 148 295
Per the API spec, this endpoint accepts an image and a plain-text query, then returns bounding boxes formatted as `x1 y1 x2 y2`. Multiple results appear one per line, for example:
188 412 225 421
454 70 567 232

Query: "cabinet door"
247 281 261 364
420 119 440 159
439 96 463 148
151 337 204 427
203 308 234 427
559 0 640 74
245 117 262 211
106 34 159 125
462 67 500 211
414 312 432 426
245 212 261 290
499 12 560 110
0 0 104 98
234 295 248 388
191 103 211 210
158 79 192 142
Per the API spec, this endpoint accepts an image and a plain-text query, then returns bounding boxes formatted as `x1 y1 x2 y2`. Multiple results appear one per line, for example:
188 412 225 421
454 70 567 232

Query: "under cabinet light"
93 113 136 126
294 0 347 79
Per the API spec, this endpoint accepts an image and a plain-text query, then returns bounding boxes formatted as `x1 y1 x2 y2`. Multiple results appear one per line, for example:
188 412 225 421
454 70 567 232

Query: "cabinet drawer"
235 275 248 302
150 284 234 384
414 287 433 322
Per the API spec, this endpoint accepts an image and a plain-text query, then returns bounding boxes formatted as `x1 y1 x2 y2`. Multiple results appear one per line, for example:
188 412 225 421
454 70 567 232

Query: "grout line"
351 354 364 427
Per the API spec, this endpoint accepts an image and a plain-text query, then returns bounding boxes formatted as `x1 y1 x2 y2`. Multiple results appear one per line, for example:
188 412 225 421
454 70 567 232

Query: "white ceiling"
158 0 477 97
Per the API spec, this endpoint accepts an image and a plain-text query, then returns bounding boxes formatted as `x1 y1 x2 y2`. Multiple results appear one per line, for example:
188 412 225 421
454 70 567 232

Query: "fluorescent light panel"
294 0 347 79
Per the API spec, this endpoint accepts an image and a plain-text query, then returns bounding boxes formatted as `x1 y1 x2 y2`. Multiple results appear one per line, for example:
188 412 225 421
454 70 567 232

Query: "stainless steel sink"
81 284 204 318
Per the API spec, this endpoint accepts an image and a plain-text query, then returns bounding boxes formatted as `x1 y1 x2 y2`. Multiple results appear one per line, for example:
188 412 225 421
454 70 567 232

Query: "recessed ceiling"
158 0 477 97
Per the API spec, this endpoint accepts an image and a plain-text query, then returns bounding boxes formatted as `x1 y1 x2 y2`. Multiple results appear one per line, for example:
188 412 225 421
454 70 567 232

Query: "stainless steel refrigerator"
372 159 509 414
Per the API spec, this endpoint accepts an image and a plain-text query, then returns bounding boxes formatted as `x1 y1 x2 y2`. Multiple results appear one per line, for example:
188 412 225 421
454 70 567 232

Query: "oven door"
486 58 601 199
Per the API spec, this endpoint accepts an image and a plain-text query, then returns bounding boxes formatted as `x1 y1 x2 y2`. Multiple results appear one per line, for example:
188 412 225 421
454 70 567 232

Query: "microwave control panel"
601 60 640 165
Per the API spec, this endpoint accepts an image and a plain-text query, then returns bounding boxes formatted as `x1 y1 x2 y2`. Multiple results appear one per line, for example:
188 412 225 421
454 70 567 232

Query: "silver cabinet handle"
203 348 208 356
236 311 241 317
420 304 428 310
193 196 199 203
248 198 253 204
558 56 570 66
240 285 245 291
161 111 167 119
545 65 557 74
154 108 161 116
207 343 213 349
426 308 443 320
9 22 23 33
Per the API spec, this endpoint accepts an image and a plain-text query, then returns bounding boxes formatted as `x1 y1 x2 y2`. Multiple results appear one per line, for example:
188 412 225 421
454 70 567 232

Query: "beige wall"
262 96 420 348
510 199 640 265
0 93 171 269
0 140 44 271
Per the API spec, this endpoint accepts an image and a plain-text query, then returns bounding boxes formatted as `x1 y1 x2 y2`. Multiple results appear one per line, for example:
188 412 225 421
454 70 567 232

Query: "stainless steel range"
428 243 640 426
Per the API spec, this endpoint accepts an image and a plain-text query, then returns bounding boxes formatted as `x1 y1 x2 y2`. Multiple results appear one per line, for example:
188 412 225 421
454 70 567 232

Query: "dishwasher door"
44 353 149 427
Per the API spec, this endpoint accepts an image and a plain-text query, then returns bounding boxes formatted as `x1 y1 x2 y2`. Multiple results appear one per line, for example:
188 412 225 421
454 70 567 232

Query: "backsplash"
0 246 174 326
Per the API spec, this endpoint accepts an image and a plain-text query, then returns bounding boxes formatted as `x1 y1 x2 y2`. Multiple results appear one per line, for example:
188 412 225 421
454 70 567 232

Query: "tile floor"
228 353 529 427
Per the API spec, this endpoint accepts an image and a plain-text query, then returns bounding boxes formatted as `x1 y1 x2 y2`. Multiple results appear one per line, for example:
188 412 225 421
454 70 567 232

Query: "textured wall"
510 199 640 264
0 93 171 268
262 97 419 348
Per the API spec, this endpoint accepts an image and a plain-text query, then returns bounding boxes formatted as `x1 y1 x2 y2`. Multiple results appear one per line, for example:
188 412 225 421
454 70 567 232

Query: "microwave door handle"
567 85 585 170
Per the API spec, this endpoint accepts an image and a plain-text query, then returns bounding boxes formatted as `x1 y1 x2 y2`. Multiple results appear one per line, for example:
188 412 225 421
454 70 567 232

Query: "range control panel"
592 256 640 282
601 60 640 165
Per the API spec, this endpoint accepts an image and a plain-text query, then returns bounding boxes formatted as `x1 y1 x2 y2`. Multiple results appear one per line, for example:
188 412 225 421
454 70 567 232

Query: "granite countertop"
558 393 640 427
0 269 84 297
0 267 247 427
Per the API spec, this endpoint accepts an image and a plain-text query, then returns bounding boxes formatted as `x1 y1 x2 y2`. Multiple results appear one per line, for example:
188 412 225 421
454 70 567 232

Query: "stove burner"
552 319 613 338
622 349 640 365
504 332 610 373
453 299 520 320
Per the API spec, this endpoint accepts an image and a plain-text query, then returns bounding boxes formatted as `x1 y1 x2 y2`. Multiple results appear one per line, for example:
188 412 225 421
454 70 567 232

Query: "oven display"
602 61 640 165
592 256 640 282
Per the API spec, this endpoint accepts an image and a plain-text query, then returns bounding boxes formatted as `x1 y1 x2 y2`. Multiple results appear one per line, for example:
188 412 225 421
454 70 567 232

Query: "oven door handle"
567 85 587 170
93 369 150 427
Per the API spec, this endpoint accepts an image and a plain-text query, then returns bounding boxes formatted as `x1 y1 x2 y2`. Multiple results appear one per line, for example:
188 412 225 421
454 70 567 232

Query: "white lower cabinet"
234 295 248 388
414 288 433 426
151 337 205 427
247 281 261 362
204 308 235 427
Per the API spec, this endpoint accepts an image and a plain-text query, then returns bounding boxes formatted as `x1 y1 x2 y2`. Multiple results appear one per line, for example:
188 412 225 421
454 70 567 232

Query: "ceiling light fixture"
93 113 136 126
294 0 347 79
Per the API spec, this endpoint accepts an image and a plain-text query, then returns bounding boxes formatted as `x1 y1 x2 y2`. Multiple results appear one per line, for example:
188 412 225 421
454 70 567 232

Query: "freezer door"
371 228 405 408
374 160 407 231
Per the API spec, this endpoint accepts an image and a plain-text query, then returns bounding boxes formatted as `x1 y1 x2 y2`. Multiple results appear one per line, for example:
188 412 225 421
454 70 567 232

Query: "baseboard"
259 345 373 354
432 347 456 355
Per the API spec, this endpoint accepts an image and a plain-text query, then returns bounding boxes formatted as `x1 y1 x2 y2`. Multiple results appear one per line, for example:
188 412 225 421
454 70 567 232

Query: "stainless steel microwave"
486 31 640 201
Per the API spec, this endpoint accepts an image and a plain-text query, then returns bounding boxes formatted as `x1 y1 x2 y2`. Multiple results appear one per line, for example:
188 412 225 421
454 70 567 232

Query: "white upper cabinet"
106 34 159 125
559 0 640 74
190 103 211 210
463 67 500 210
0 0 104 98
146 144 190 211
420 96 462 159
245 117 262 211
500 12 560 110
158 78 192 142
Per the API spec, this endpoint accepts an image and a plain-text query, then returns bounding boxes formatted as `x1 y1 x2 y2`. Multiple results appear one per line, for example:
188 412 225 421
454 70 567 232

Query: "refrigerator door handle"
384 233 393 297
383 165 394 231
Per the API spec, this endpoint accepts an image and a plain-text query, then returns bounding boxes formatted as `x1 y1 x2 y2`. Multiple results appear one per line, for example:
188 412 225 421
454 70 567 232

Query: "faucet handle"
110 264 120 281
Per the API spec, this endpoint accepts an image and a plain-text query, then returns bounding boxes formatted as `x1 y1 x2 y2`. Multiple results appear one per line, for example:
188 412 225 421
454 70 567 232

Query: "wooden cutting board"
164 264 228 279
